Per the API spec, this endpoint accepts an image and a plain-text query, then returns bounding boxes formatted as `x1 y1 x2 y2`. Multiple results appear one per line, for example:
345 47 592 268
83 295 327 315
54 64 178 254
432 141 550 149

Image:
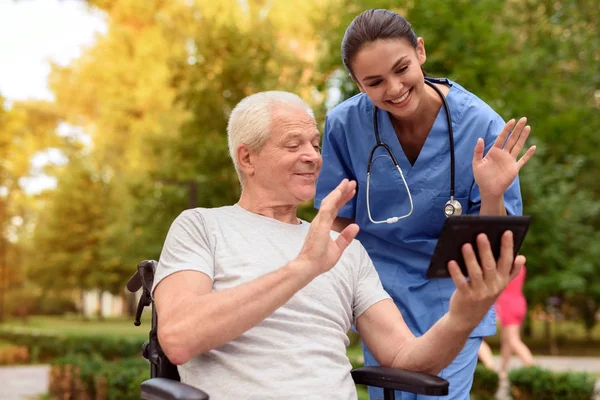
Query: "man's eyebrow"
281 132 302 141
362 56 408 81
282 132 320 141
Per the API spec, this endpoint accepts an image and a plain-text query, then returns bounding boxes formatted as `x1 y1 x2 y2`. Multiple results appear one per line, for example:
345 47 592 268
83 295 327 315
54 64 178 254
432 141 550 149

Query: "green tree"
27 146 131 308
520 146 600 335
0 97 60 321
47 0 329 271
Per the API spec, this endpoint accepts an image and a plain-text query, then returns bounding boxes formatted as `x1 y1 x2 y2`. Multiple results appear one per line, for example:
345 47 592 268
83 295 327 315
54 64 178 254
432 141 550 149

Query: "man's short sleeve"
152 209 214 296
352 244 391 323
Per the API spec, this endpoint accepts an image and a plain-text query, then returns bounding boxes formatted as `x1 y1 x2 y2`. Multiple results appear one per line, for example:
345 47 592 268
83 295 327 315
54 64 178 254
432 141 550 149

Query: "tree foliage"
0 97 61 320
2 0 598 326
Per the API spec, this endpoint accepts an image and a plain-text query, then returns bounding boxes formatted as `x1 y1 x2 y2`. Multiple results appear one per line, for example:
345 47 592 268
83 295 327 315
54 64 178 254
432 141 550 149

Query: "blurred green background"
0 0 599 398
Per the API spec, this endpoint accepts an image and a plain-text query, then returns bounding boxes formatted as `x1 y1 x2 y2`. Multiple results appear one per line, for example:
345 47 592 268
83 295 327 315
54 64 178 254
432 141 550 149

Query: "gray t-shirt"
153 204 390 400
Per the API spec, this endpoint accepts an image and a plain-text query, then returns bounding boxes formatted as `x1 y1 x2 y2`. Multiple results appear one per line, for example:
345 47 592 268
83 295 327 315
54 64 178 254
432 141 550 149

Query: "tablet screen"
426 215 531 279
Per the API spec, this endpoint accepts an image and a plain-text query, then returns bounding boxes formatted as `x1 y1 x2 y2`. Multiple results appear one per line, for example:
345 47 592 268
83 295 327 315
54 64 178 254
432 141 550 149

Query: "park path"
0 365 49 400
0 357 599 399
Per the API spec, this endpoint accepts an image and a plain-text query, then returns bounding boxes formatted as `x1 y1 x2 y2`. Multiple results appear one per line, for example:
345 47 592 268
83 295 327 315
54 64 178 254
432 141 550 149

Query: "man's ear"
349 73 366 94
237 144 255 177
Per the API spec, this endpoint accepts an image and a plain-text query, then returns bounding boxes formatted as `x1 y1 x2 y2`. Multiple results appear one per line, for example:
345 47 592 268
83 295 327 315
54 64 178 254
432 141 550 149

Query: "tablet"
426 215 531 279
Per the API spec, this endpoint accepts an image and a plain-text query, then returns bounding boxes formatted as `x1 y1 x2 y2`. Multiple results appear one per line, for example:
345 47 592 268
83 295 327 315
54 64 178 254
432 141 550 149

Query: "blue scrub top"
315 78 523 337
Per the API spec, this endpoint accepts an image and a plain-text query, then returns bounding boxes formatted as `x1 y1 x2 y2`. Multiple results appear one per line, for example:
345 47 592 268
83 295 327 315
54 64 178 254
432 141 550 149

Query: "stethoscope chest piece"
443 199 463 217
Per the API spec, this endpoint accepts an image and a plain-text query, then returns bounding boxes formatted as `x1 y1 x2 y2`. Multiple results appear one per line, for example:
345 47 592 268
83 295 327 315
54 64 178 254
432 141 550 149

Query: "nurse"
315 9 536 400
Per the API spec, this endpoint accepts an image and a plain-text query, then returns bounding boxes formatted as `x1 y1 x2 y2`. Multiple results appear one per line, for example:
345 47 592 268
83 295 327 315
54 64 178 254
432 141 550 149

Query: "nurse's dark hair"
341 9 419 75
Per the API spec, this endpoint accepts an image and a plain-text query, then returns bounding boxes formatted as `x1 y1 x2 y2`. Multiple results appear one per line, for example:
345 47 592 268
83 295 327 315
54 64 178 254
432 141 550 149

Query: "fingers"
337 181 357 209
318 180 344 214
492 119 515 149
461 242 485 291
472 138 484 164
318 179 356 221
517 145 537 170
450 233 523 306
454 233 511 287
497 230 515 277
448 260 469 291
493 118 534 161
335 223 360 250
503 117 528 153
508 124 530 158
510 255 526 280
475 233 497 280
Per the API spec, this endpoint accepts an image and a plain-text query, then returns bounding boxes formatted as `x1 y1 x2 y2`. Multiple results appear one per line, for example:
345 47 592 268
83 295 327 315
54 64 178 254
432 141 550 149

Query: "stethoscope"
366 79 462 224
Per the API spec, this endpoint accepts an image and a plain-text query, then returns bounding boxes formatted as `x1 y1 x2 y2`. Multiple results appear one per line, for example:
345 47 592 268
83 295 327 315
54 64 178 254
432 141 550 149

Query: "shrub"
37 295 78 316
4 290 78 317
102 357 149 400
50 354 149 400
471 364 499 400
0 328 144 361
509 366 597 400
4 288 39 318
0 344 29 365
49 354 103 400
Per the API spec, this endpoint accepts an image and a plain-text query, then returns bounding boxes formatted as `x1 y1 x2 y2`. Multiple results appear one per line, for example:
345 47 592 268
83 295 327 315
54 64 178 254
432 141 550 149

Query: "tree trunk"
544 319 558 355
79 290 86 318
123 289 137 317
97 290 104 320
523 312 532 338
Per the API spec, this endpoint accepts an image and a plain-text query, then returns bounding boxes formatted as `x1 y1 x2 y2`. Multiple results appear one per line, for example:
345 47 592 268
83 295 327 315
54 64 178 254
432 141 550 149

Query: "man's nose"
300 144 321 163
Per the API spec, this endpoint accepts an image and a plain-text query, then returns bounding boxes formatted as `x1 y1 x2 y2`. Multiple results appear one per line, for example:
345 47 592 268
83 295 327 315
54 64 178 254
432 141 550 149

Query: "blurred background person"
495 265 534 378
477 339 496 371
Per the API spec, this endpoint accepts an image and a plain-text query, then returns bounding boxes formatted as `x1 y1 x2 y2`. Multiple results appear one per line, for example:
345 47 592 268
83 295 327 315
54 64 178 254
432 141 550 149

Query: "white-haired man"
152 91 525 400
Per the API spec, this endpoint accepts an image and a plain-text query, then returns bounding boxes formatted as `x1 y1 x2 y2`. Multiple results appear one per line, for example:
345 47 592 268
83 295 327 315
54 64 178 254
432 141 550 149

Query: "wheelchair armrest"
141 378 210 400
351 366 449 396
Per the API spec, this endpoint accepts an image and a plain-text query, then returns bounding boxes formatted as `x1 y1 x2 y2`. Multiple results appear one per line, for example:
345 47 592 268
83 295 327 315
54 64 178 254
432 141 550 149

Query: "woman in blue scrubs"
315 9 536 400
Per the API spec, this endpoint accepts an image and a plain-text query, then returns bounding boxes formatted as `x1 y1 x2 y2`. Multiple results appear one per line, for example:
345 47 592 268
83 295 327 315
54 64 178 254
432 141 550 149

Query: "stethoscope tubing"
366 78 458 224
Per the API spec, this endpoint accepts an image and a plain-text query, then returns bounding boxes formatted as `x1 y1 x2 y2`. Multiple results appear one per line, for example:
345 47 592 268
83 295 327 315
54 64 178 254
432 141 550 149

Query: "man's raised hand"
297 179 360 275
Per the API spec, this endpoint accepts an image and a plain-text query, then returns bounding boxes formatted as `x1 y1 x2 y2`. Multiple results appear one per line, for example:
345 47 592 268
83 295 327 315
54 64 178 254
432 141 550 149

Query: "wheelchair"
127 260 449 400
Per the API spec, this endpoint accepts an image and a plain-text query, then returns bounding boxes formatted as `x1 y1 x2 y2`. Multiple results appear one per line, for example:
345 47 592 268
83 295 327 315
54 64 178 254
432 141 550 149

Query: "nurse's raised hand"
446 231 526 331
296 179 360 276
472 117 537 198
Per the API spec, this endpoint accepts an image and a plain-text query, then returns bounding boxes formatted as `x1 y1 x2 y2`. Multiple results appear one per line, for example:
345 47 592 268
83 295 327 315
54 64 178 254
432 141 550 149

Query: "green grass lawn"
0 314 150 339
3 314 600 356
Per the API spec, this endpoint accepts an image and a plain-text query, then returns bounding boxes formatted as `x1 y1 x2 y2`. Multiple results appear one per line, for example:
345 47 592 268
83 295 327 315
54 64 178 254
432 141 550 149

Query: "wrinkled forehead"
271 106 319 140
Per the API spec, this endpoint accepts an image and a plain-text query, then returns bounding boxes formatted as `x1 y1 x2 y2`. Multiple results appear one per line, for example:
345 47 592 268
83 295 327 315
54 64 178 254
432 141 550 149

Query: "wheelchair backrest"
128 260 180 381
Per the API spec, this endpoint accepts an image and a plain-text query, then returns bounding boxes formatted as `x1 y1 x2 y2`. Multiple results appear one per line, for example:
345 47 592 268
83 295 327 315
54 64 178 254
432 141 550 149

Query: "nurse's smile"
387 89 412 108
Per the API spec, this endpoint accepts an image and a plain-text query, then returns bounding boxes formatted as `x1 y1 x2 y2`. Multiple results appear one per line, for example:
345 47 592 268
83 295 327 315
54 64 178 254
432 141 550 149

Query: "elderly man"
152 91 524 400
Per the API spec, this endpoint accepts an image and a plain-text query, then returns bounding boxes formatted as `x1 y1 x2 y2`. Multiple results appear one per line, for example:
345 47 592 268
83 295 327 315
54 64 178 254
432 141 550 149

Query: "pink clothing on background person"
495 266 527 326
